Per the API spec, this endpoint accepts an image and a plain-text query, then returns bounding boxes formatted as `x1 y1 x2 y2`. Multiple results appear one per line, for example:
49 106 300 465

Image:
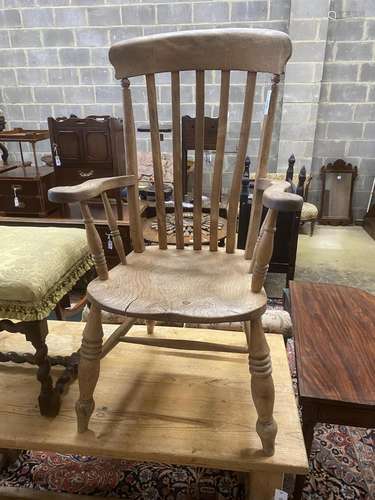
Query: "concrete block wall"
308 0 375 221
0 0 373 218
0 0 290 197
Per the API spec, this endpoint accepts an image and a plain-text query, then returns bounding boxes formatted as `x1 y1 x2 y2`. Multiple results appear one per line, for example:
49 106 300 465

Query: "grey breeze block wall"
0 0 374 221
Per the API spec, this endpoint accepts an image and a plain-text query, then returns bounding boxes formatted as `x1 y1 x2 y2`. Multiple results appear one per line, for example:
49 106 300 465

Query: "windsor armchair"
48 29 302 456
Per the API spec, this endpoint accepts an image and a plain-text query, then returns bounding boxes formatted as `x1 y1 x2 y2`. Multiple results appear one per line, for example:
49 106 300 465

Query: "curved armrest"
48 175 136 203
260 179 303 212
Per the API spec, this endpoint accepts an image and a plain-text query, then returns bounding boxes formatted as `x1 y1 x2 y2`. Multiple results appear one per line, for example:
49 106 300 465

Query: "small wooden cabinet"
48 115 126 186
0 166 56 217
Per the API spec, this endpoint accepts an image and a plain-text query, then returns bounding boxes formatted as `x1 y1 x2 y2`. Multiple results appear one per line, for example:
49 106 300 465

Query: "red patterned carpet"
0 333 373 498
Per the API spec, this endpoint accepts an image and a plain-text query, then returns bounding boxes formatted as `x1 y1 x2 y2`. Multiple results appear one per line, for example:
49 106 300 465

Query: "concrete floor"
265 224 375 297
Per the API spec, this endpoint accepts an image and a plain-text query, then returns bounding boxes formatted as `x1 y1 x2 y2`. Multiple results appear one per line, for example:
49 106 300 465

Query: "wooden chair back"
110 29 291 254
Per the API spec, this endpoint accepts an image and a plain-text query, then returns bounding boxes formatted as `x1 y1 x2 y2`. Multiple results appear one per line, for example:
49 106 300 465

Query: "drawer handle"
79 170 94 178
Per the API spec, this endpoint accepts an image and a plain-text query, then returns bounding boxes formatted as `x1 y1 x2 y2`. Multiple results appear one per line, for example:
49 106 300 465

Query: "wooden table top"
290 281 375 407
0 129 49 143
0 200 147 227
0 322 307 475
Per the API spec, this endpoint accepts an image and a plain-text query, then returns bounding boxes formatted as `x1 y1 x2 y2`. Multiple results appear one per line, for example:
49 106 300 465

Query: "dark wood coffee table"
290 281 375 499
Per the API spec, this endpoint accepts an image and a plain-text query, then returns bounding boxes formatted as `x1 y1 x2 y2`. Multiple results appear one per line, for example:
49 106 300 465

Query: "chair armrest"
48 175 137 203
259 178 303 212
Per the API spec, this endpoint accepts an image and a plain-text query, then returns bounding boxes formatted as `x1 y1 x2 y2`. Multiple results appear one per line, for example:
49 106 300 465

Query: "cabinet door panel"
56 131 81 161
84 130 112 165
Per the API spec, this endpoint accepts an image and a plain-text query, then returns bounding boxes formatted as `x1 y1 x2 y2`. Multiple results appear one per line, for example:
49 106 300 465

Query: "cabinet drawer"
0 180 40 196
0 195 55 216
55 167 113 186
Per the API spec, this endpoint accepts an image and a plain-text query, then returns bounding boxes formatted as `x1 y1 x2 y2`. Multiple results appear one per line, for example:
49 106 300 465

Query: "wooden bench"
0 321 307 499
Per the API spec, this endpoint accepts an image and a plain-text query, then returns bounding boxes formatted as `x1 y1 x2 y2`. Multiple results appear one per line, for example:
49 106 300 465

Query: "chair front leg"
76 304 103 433
244 319 277 456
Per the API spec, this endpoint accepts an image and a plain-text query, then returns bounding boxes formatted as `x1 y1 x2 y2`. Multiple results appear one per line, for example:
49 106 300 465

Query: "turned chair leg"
76 304 103 433
146 320 155 335
244 319 277 456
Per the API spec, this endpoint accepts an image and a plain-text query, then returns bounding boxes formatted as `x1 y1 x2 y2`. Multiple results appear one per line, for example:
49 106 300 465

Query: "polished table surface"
290 281 375 499
290 281 375 409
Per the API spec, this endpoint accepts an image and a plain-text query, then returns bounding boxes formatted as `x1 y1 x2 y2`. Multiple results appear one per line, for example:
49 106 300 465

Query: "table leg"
0 448 20 471
31 141 38 168
247 471 284 500
18 142 24 166
25 319 60 417
293 403 317 500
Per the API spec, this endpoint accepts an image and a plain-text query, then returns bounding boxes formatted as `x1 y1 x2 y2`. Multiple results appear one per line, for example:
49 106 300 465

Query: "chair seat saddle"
87 246 267 323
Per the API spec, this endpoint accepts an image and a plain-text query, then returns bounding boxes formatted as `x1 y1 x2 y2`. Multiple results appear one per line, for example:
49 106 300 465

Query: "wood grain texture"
290 282 375 407
48 176 135 204
146 73 167 250
247 471 284 500
262 179 303 212
226 72 256 253
193 69 205 250
109 28 292 78
210 70 230 251
87 246 267 323
0 321 308 474
122 78 145 253
171 71 184 249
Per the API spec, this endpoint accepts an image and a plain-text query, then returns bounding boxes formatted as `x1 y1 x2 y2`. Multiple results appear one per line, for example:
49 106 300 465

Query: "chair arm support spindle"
251 209 277 293
80 202 108 280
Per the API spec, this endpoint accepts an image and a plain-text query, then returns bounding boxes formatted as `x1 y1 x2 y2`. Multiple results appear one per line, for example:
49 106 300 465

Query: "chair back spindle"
245 75 280 260
146 73 168 250
226 71 257 253
209 70 230 251
171 71 184 249
193 70 205 250
121 78 145 253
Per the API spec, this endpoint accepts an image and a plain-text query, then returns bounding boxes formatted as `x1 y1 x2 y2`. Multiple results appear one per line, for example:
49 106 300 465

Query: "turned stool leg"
76 304 103 433
244 319 277 456
27 319 60 417
146 320 155 335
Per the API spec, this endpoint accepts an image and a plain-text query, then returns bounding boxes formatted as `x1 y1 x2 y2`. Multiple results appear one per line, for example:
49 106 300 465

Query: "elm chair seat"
0 226 92 321
87 246 267 323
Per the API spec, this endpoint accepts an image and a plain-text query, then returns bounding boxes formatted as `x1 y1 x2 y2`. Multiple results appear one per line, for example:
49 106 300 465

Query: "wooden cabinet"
0 166 56 217
48 115 126 185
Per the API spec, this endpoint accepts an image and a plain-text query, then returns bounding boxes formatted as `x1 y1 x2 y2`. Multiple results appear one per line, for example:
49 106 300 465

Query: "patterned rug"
0 309 373 499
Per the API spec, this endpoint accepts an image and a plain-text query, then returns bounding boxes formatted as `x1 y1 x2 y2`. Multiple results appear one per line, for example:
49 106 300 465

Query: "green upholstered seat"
0 226 92 321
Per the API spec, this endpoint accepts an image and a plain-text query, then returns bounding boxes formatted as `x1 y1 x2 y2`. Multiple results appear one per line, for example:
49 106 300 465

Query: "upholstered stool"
0 226 92 416
301 201 319 236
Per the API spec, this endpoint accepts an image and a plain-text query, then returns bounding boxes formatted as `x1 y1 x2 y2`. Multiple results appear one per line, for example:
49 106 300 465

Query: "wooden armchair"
49 29 302 456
